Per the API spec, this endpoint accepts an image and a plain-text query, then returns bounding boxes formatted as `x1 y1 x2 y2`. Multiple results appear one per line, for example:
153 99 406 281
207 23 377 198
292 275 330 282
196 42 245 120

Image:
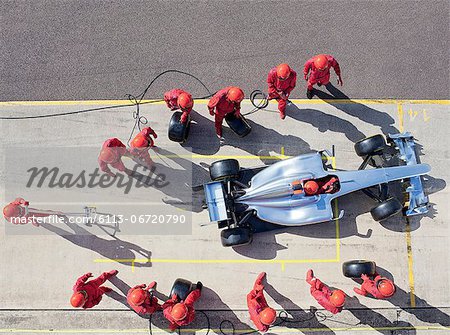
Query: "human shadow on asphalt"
345 296 417 335
130 147 209 213
106 275 131 308
39 217 152 267
285 104 366 143
263 282 337 334
313 83 399 136
388 286 450 327
183 110 221 155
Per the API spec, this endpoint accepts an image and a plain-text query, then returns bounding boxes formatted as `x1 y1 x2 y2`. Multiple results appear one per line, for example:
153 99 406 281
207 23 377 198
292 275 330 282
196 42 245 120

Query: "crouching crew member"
98 138 130 177
208 86 244 141
129 126 158 168
306 269 345 314
70 270 118 309
354 273 396 299
162 282 203 331
247 272 277 333
127 281 161 315
164 89 194 124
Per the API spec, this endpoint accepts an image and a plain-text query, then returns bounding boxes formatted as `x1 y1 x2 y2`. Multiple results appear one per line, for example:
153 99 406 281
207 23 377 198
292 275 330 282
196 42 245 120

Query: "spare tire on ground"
225 113 251 137
168 111 191 143
169 278 196 301
221 227 253 247
209 159 240 181
342 260 377 278
354 134 386 157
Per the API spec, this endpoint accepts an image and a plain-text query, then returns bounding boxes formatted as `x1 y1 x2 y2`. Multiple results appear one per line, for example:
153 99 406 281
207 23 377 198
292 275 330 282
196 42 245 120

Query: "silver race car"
203 133 430 247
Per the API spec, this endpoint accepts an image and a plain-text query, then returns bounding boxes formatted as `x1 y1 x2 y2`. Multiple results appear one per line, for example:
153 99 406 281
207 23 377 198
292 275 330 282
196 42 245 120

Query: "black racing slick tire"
354 135 386 157
169 278 195 301
220 227 253 247
168 111 191 143
370 197 403 221
342 260 377 278
225 113 252 137
209 159 240 181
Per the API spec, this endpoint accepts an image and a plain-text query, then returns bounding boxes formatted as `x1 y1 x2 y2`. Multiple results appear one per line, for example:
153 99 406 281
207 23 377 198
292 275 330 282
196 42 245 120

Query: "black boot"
306 89 314 99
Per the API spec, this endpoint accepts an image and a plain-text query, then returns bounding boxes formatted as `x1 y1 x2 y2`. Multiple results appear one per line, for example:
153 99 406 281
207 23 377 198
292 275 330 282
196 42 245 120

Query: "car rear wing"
204 182 229 222
387 133 429 216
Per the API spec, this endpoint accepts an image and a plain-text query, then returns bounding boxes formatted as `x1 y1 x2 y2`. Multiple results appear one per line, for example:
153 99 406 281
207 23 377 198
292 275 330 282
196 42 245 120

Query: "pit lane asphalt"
1 0 449 101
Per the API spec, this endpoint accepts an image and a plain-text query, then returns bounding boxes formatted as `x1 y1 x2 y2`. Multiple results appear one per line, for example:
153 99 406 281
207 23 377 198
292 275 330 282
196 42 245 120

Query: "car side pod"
168 111 191 143
387 133 430 216
225 113 251 137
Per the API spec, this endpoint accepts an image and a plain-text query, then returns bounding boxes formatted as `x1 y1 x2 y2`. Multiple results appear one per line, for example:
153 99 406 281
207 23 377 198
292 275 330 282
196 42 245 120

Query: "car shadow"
285 104 366 143
313 83 399 136
40 216 152 267
223 119 313 160
263 282 337 334
346 296 417 335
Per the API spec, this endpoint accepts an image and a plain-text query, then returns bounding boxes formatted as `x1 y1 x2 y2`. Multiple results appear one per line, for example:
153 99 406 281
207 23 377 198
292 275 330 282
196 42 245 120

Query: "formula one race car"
203 133 430 247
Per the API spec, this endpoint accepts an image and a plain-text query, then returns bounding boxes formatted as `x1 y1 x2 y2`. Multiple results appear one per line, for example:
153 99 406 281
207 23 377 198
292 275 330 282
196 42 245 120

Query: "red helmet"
330 290 346 307
70 291 87 308
99 148 118 164
131 135 149 148
314 54 329 71
377 279 395 297
276 63 291 80
129 288 147 306
304 181 319 195
259 307 277 325
227 87 244 103
177 92 193 109
171 303 188 321
3 204 21 218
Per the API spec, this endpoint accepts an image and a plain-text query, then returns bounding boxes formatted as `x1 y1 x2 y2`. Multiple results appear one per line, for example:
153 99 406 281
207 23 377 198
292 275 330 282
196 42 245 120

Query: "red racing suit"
98 138 128 175
3 198 29 223
72 272 115 309
126 284 161 315
304 55 341 90
354 274 395 299
164 89 193 123
162 289 201 331
247 275 271 332
129 127 157 167
307 277 342 314
267 67 297 116
208 87 242 137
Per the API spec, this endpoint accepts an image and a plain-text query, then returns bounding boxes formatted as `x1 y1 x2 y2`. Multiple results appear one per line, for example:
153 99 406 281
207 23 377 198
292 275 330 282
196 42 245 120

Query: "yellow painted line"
1 99 449 106
397 102 404 133
151 154 291 160
405 219 416 307
94 258 339 265
2 325 449 333
331 156 341 262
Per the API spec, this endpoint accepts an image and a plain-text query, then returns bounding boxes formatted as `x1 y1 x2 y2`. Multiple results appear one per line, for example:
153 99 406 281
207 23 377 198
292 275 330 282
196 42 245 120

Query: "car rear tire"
342 260 377 278
209 159 240 181
225 113 252 137
168 111 191 143
221 227 253 247
371 197 403 221
354 135 386 157
169 278 195 301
